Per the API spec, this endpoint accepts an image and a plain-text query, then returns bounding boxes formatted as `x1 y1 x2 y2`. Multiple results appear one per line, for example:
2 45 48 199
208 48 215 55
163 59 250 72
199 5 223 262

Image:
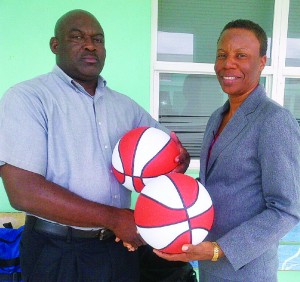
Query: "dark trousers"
20 221 139 282
138 245 197 282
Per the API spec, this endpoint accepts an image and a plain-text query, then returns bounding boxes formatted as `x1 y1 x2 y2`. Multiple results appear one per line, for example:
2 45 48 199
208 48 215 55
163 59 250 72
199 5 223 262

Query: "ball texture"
112 127 179 192
134 173 214 254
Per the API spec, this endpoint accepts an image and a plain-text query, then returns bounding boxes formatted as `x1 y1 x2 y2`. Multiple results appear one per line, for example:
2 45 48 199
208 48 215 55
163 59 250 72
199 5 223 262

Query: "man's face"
50 13 106 83
214 28 266 98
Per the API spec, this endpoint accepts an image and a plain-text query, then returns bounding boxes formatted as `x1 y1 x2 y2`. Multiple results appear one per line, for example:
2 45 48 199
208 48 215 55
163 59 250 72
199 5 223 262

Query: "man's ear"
50 37 59 54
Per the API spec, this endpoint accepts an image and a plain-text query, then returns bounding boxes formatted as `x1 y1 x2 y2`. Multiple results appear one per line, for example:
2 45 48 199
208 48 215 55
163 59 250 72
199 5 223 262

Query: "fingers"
123 242 136 251
113 208 147 251
117 231 145 252
170 131 190 173
170 131 180 144
153 249 188 262
123 240 141 252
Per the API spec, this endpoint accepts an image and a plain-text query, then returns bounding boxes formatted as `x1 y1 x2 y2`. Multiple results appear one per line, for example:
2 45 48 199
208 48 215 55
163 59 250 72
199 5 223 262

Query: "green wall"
0 0 151 211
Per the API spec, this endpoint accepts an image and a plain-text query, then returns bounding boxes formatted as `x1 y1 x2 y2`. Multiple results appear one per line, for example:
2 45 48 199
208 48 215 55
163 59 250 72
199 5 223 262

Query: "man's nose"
83 36 96 51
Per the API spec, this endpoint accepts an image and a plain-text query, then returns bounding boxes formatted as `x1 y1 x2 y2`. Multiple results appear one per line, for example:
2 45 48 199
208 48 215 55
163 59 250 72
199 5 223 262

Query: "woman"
154 19 300 282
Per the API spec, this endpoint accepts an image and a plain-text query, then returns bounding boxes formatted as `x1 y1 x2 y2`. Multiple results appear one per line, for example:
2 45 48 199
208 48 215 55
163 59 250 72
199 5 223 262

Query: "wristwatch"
211 242 221 262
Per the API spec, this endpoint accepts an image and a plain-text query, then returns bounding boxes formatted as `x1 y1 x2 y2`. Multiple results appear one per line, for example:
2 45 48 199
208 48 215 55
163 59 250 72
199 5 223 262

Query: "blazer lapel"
207 111 247 173
205 85 266 176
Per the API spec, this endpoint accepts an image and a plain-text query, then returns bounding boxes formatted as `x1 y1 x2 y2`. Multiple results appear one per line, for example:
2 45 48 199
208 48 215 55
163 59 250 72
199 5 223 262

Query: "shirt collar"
52 65 107 97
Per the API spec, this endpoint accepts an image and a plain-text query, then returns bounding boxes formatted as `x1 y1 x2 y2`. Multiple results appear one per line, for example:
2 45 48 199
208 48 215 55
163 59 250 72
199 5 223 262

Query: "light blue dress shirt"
0 66 166 211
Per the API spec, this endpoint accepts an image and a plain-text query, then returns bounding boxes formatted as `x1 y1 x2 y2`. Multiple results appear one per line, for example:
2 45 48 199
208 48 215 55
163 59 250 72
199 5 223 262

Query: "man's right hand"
111 208 145 250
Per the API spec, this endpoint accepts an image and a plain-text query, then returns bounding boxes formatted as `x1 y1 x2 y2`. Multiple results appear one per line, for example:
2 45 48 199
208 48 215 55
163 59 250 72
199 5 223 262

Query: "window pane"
157 0 274 65
286 0 300 67
284 78 300 125
279 223 300 270
158 73 226 157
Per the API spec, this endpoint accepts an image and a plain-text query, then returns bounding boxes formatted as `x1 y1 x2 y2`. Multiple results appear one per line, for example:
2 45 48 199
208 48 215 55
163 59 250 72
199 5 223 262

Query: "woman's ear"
259 55 267 72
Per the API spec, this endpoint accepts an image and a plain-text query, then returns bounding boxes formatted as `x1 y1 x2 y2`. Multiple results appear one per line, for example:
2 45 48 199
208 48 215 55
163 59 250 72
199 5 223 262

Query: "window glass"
159 74 226 157
159 74 224 157
284 78 300 125
157 0 274 65
286 0 300 67
279 223 300 270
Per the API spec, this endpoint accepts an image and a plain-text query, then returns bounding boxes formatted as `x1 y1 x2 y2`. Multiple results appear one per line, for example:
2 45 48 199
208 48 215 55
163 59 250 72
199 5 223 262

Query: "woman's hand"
153 241 224 262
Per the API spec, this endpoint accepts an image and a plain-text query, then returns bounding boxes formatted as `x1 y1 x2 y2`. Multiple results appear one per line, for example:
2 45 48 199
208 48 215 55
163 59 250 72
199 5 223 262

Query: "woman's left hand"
153 241 223 262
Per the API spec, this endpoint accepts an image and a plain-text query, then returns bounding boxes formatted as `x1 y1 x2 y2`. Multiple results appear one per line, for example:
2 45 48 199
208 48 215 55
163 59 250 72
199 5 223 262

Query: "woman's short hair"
218 19 268 57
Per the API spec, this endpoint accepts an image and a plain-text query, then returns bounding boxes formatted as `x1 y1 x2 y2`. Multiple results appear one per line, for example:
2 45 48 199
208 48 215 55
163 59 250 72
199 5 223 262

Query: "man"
0 9 190 281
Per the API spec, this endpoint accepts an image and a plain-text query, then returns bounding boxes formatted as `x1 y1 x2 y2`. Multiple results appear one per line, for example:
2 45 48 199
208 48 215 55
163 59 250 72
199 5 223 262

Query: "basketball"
112 127 180 192
134 173 214 254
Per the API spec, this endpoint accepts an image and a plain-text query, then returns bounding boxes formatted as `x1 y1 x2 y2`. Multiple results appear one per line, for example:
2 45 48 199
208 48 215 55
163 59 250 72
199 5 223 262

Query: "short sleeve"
0 86 48 176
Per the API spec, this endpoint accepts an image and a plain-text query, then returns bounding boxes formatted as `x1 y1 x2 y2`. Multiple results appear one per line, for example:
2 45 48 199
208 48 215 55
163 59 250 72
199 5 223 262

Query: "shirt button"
104 145 108 149
98 121 101 125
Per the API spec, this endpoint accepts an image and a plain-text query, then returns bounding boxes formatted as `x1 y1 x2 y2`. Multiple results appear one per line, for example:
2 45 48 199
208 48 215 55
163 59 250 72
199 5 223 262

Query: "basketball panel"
141 139 179 177
191 229 209 244
111 140 124 172
112 167 125 185
189 206 214 230
137 221 189 251
160 230 192 254
118 127 148 176
134 194 187 226
140 175 184 208
133 128 170 176
187 183 213 217
168 173 200 208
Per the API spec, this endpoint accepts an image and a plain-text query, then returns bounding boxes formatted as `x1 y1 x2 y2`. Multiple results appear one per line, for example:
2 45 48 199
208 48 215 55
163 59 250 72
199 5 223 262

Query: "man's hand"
170 132 190 173
111 209 145 250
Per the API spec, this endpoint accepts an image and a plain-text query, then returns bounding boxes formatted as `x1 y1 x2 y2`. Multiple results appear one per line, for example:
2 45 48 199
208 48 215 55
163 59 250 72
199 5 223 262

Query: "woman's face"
214 28 266 98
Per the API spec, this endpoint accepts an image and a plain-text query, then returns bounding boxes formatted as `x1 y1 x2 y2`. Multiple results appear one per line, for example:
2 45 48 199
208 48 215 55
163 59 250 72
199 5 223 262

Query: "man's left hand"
171 132 190 173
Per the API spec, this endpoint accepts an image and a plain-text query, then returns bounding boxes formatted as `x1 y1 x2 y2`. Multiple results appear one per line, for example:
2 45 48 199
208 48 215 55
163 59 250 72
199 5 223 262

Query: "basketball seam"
189 205 214 232
131 127 149 189
139 193 185 210
165 174 193 238
136 219 187 228
159 230 191 252
141 138 175 177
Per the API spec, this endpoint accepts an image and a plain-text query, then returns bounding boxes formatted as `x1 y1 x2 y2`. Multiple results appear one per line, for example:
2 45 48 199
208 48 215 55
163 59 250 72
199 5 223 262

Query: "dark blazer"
199 85 300 281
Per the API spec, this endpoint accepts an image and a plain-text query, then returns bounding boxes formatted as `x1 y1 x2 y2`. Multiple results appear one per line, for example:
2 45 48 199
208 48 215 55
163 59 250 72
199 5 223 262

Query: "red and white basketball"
134 173 214 254
112 127 179 192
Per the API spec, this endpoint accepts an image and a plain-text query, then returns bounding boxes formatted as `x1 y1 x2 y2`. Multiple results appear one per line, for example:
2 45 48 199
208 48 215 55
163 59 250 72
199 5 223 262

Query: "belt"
26 215 114 240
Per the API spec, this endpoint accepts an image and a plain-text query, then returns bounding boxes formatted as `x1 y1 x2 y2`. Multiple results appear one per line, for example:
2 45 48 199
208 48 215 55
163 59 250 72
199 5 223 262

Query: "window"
152 0 300 271
285 0 300 67
284 78 300 125
152 0 300 165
